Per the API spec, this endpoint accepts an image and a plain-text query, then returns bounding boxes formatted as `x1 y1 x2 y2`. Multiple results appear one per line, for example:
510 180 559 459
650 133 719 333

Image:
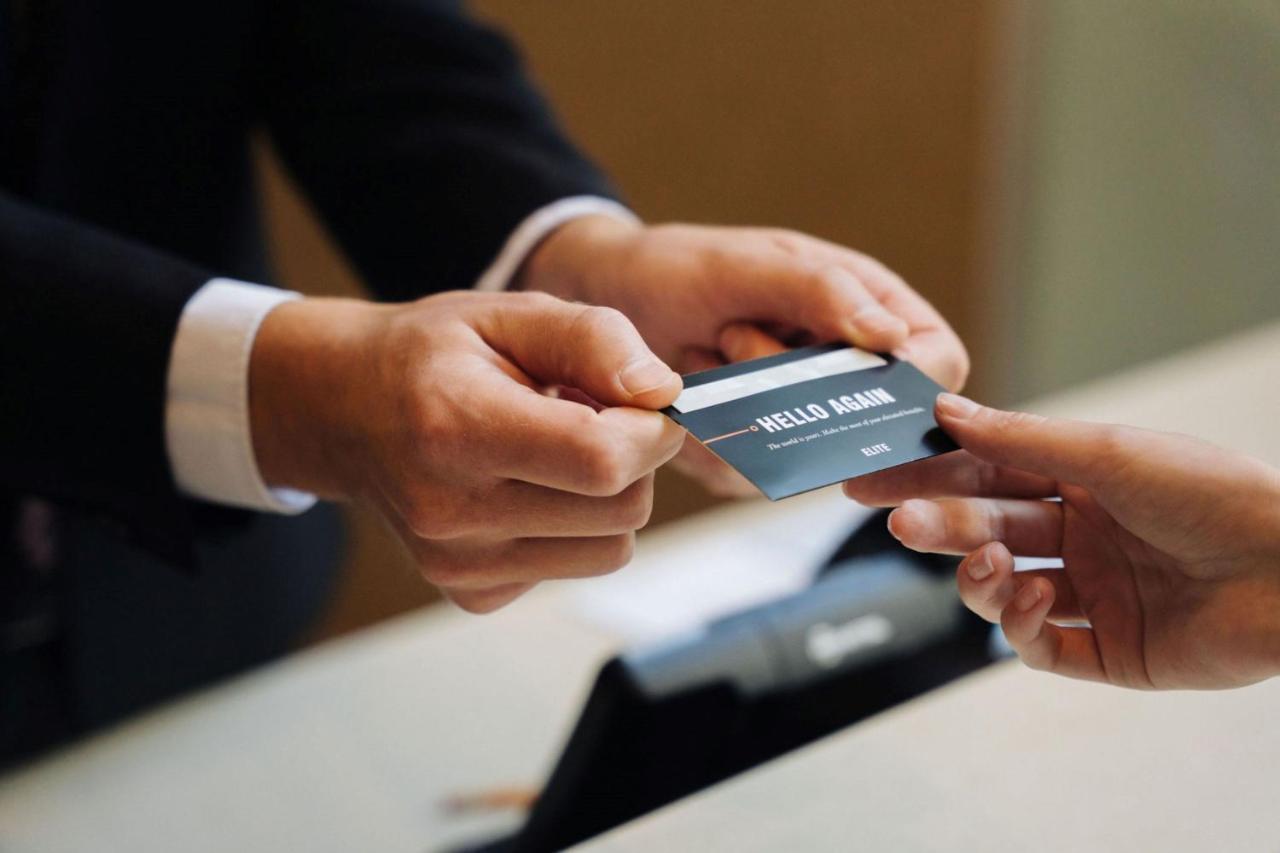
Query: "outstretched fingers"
955 542 1109 683
888 497 1064 557
1000 576 1107 683
955 542 1081 623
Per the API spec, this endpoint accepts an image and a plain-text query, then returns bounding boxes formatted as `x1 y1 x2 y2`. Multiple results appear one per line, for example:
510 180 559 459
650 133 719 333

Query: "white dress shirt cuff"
166 279 317 514
473 196 640 293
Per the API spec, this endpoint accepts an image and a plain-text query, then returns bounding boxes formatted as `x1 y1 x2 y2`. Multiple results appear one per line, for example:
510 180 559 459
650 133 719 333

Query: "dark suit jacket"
0 0 615 760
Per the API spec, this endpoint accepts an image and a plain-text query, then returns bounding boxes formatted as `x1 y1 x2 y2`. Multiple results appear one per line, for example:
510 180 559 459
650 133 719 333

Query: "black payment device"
464 510 995 853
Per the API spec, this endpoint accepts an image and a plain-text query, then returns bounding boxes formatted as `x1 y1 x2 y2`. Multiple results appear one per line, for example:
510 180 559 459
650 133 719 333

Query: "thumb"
490 294 682 409
933 393 1132 487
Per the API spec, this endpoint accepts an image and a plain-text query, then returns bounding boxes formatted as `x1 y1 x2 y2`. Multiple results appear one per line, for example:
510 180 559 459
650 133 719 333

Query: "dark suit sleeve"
259 0 619 301
0 191 213 562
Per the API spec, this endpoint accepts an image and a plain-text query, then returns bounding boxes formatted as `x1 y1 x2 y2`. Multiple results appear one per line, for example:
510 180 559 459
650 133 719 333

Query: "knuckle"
658 424 688 459
514 290 563 313
978 500 1006 543
409 390 447 433
765 228 810 257
1018 649 1050 672
815 262 859 288
936 500 958 544
1018 639 1057 673
972 460 998 496
448 589 513 615
998 409 1049 432
1089 425 1138 483
405 389 472 456
1093 424 1130 458
450 596 489 615
807 267 873 326
617 479 655 530
581 304 630 331
418 551 468 589
384 310 433 350
949 503 977 544
949 348 972 391
957 587 989 621
598 533 636 573
576 435 633 496
807 264 853 298
559 305 640 382
402 501 436 538
406 502 470 540
559 400 600 435
572 306 636 352
979 586 1007 618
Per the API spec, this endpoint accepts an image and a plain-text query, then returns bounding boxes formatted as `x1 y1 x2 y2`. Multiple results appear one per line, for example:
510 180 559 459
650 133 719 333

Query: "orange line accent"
704 426 755 445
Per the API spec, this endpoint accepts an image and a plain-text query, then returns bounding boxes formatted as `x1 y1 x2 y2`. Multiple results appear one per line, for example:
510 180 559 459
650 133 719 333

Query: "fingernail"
967 548 994 581
936 393 980 419
619 358 676 396
886 508 904 540
1014 581 1043 612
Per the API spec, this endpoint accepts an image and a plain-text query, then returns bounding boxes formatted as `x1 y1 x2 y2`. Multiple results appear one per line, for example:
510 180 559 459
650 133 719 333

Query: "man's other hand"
521 216 968 496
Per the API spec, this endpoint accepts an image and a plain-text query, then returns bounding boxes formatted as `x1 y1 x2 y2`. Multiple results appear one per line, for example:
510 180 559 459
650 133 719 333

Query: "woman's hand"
844 394 1280 689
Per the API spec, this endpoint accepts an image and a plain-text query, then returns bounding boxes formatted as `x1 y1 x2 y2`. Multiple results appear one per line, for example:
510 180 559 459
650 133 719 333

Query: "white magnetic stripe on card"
672 348 888 413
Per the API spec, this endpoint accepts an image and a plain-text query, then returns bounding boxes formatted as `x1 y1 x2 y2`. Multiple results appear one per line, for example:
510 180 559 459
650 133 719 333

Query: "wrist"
516 213 643 304
249 297 386 500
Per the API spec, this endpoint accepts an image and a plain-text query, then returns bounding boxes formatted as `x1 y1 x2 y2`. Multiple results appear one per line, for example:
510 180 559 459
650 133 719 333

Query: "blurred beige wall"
257 2 1005 639
995 0 1280 400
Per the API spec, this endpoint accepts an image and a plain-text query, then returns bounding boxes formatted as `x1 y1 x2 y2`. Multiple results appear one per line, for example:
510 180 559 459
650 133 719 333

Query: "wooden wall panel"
472 0 996 364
